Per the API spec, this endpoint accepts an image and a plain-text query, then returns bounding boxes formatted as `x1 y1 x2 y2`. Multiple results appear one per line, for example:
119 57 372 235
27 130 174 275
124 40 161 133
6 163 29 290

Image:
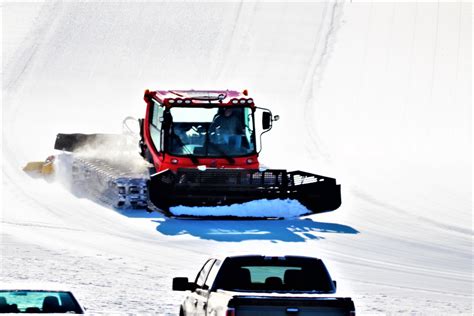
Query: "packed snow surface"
2 1 472 315
170 199 310 218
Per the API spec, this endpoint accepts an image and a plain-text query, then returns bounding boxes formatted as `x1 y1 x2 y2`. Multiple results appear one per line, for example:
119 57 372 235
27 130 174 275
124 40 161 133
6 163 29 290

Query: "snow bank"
170 199 310 218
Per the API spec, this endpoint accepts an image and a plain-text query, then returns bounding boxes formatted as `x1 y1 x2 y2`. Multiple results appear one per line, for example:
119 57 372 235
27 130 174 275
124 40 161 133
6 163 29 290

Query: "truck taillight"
226 307 236 316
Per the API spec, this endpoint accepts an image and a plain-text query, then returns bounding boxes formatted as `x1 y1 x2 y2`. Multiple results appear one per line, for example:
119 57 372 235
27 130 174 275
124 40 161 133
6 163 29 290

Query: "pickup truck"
173 255 355 316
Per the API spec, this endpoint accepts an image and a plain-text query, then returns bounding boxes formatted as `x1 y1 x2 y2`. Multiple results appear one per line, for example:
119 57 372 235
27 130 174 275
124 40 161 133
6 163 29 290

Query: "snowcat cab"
164 105 255 162
139 90 261 171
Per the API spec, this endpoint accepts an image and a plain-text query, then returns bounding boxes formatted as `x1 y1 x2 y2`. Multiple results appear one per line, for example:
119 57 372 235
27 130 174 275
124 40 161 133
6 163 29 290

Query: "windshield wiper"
207 141 235 164
201 126 235 164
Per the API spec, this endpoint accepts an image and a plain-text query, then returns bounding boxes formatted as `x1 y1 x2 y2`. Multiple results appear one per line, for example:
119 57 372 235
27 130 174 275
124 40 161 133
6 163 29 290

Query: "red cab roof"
145 89 255 107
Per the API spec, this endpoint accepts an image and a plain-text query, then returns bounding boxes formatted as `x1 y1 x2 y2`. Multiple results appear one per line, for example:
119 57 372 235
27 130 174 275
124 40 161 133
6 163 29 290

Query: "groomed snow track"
65 155 149 209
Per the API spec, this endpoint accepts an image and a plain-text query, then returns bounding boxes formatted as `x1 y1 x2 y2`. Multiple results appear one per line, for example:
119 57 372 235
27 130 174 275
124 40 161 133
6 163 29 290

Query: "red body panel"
143 89 260 172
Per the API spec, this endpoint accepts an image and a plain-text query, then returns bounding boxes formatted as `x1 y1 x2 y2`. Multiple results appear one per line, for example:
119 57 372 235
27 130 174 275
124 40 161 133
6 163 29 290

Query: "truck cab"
173 255 355 316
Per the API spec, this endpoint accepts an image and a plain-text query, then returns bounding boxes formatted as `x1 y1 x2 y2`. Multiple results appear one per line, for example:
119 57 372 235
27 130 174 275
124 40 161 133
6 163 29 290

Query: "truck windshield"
167 106 256 157
213 257 335 293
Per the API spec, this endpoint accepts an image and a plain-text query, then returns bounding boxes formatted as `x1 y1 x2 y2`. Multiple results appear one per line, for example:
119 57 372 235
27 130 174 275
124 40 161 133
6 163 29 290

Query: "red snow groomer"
52 89 341 216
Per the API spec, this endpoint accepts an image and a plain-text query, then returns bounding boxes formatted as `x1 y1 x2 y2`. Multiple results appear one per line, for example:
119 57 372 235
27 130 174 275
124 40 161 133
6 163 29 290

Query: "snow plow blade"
148 168 341 215
23 156 55 176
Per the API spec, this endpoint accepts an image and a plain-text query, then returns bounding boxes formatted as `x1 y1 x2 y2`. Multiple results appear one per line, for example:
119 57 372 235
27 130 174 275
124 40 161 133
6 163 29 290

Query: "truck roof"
224 254 324 262
147 89 255 107
210 254 325 263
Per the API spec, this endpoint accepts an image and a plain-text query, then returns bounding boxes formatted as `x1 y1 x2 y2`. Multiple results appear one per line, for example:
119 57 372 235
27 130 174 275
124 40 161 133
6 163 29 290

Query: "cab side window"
205 259 221 290
195 259 216 289
150 100 164 151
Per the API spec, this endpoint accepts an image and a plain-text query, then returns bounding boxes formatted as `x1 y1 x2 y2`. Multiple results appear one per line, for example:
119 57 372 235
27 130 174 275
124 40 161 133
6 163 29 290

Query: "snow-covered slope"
2 1 472 315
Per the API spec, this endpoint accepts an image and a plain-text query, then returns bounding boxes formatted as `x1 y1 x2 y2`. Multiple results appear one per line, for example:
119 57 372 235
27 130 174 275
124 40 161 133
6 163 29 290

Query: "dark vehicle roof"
223 255 325 262
220 255 326 266
234 255 323 259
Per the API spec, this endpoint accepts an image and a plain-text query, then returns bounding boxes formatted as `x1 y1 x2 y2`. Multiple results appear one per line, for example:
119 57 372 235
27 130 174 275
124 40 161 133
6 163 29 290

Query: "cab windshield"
167 106 256 157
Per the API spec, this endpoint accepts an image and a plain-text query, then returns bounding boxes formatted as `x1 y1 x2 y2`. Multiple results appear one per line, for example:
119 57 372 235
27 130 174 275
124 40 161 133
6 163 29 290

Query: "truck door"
184 259 216 316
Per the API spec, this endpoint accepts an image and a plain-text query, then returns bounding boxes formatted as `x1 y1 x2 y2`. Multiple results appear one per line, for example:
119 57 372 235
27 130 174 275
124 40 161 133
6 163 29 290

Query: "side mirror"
333 280 337 290
262 112 272 130
173 277 196 291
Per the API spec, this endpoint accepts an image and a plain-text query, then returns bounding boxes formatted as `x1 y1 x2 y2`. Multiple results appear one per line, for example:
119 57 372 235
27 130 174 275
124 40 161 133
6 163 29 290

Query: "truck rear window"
213 256 335 293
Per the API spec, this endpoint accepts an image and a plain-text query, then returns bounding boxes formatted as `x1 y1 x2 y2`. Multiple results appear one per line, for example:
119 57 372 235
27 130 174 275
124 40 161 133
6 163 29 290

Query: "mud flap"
148 168 341 215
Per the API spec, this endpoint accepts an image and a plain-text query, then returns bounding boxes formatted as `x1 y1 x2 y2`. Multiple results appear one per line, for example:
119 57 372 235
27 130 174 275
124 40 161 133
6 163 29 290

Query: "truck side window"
195 259 216 289
205 259 221 290
150 100 164 150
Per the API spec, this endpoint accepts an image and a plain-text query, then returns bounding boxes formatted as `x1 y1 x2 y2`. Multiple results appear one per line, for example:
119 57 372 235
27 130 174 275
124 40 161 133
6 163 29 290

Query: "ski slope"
2 1 472 315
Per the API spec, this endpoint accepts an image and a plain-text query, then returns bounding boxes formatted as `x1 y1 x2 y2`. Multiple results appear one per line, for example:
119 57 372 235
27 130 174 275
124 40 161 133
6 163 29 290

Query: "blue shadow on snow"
118 210 358 242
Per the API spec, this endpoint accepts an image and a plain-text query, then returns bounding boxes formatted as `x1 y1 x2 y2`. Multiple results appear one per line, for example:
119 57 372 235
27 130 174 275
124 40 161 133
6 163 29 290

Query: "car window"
195 259 216 288
205 259 222 290
0 290 83 314
150 100 164 150
243 265 301 283
213 256 335 293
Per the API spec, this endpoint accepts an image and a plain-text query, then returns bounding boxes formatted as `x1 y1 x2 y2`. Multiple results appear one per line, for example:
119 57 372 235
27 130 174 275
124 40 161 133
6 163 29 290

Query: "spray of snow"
71 135 149 173
50 133 150 197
